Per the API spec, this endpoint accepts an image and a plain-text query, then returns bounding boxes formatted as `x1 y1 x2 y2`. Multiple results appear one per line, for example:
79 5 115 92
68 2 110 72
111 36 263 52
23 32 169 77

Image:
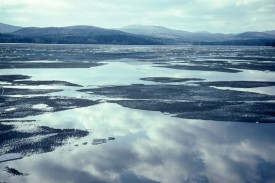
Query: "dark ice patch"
0 123 14 132
0 95 98 119
195 81 275 88
4 167 28 176
156 58 275 73
13 80 82 87
0 123 89 155
156 64 241 73
92 139 107 145
80 84 275 123
0 85 98 119
0 61 104 69
0 75 31 82
140 77 204 83
0 74 82 87
0 88 62 95
91 137 116 145
111 100 275 123
80 84 275 101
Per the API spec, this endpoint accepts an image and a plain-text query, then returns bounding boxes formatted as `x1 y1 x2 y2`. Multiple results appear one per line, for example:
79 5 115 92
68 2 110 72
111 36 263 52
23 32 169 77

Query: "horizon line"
1 22 274 35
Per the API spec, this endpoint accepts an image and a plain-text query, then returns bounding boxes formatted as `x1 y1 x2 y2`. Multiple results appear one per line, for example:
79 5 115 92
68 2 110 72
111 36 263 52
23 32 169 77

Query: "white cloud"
0 0 274 32
2 103 275 182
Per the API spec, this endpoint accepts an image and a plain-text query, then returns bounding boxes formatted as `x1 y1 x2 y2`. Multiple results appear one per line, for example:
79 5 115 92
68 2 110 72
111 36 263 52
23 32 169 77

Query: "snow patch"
32 104 53 111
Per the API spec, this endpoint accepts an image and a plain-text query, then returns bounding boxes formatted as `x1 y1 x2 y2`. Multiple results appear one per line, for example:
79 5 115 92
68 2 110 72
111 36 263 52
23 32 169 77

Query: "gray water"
0 44 275 183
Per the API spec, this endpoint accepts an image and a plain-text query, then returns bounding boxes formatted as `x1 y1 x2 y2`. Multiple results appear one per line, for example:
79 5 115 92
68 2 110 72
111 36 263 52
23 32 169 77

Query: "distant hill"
13 25 126 36
120 24 236 42
0 25 166 45
0 23 274 46
0 23 22 33
235 31 275 39
120 25 275 45
121 25 191 38
265 30 275 36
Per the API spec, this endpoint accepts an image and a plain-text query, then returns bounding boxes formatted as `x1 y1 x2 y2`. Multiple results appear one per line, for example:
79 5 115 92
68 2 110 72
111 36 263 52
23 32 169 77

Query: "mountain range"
0 23 275 46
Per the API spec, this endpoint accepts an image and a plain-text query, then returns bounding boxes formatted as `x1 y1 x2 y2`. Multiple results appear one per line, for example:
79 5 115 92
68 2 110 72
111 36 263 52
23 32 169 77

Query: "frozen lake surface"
0 44 275 183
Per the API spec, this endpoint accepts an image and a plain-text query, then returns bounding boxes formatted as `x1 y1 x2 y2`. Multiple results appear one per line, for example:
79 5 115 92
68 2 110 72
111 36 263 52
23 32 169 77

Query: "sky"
0 0 274 33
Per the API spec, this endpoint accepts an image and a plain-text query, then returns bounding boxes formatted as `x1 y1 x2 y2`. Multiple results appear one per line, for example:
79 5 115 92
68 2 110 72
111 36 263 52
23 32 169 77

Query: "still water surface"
0 44 275 183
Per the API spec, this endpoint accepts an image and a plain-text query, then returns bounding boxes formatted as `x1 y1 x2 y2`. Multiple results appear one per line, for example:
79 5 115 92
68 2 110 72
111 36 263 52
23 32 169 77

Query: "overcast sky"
0 0 274 33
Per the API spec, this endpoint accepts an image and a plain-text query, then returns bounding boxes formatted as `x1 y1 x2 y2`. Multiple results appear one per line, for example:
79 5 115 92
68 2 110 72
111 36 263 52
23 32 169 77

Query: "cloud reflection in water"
2 103 275 183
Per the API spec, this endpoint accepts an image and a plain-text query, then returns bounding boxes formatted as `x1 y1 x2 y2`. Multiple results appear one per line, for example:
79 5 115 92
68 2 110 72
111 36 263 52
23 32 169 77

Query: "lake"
0 44 275 183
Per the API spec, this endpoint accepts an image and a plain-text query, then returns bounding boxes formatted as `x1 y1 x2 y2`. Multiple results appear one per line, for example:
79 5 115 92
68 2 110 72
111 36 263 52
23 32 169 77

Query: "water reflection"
1 45 275 182
2 103 275 183
2 60 275 86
